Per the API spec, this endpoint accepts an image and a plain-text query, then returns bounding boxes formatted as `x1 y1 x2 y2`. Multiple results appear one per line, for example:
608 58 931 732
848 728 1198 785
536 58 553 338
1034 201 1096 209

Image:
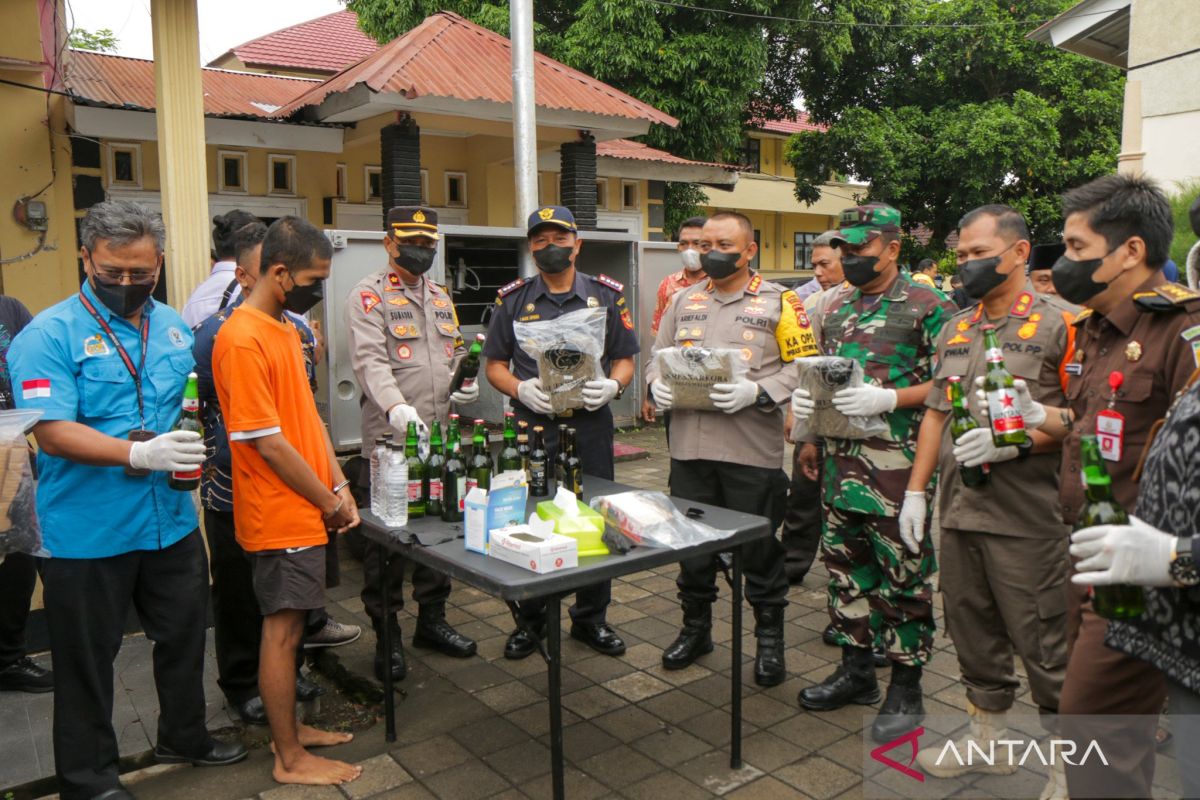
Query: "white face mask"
680 248 702 272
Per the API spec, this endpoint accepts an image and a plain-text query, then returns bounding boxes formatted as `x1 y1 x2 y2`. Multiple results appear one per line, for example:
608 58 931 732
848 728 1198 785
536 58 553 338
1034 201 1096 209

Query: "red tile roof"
752 114 826 135
65 49 321 119
215 10 377 75
596 139 734 170
278 12 677 127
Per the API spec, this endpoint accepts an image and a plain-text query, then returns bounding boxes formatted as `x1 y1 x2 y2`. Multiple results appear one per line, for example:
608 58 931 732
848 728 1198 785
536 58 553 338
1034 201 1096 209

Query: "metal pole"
510 0 539 278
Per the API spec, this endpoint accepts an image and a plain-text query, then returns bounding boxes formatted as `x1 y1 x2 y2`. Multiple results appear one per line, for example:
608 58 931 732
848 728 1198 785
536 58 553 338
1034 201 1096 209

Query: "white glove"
387 403 427 438
128 430 206 473
581 378 620 411
650 378 673 411
710 379 759 414
1070 516 1177 588
972 376 1046 429
898 490 927 554
952 427 1017 468
517 378 553 415
832 384 897 417
449 381 480 405
790 388 815 423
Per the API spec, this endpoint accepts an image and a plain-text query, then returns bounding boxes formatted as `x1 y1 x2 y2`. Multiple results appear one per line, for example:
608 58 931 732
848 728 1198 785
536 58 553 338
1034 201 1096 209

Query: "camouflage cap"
832 203 902 246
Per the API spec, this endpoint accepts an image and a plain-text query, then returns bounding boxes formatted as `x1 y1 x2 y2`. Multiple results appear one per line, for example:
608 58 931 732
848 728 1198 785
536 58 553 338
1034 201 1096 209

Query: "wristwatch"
614 380 627 400
1169 537 1200 587
755 388 774 409
1014 437 1034 461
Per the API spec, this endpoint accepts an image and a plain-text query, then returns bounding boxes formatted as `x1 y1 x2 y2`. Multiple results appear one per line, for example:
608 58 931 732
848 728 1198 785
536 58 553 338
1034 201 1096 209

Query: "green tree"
68 27 118 53
346 0 811 222
785 0 1124 248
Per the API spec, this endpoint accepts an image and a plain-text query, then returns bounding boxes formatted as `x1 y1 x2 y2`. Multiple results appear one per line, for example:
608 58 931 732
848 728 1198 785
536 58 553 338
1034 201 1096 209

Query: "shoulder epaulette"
1009 291 1034 319
1132 284 1200 313
1072 307 1094 324
595 273 624 293
497 278 526 298
746 273 763 295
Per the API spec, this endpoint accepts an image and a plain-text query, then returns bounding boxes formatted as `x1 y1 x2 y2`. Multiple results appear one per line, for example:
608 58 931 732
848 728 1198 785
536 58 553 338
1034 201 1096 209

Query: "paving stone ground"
4 426 1183 799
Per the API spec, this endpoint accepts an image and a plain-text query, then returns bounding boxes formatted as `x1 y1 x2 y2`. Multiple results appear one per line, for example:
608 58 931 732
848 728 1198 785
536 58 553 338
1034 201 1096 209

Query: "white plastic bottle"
369 435 388 517
384 442 409 527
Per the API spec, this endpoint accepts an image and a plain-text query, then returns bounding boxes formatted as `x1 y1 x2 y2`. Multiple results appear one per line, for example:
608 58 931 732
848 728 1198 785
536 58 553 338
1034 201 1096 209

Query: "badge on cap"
1125 341 1142 362
538 208 554 220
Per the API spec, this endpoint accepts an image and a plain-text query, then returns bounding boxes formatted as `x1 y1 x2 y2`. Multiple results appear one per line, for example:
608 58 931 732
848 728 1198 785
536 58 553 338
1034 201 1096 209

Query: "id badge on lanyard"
1096 371 1125 463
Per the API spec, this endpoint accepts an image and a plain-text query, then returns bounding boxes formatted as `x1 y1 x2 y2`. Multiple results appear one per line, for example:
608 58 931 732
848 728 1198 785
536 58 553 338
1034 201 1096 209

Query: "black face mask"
283 275 324 314
699 249 744 280
1051 250 1112 305
959 243 1019 300
393 245 436 276
91 275 154 317
842 255 881 287
532 244 573 274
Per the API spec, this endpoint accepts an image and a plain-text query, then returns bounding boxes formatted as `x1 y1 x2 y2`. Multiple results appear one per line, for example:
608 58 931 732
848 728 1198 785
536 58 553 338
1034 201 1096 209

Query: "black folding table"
357 476 773 799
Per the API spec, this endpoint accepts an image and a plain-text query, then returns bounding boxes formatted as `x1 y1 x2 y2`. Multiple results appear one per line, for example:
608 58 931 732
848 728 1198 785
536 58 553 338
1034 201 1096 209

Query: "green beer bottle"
466 419 492 492
516 421 532 476
168 372 203 491
426 420 445 517
564 427 583 499
404 421 427 518
948 376 989 488
1078 435 1144 620
441 440 466 522
981 324 1027 447
498 411 523 473
450 333 485 395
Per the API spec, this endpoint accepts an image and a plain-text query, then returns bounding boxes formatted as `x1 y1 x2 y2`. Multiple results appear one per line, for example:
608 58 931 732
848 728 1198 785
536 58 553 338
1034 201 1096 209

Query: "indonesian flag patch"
22 379 51 399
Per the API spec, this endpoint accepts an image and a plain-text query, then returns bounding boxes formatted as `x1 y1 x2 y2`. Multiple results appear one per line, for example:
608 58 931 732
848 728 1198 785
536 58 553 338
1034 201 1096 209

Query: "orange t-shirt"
213 305 331 552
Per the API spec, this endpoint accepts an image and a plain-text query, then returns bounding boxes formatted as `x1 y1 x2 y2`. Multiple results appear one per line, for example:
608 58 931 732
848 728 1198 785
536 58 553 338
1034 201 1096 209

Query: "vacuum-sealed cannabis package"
791 357 888 441
0 409 46 557
652 347 747 411
514 307 606 414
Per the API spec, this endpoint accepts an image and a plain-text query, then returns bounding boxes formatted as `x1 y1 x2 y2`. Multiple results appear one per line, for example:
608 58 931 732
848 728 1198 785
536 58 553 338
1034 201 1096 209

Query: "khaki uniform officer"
649 211 816 687
345 206 479 682
903 206 1076 796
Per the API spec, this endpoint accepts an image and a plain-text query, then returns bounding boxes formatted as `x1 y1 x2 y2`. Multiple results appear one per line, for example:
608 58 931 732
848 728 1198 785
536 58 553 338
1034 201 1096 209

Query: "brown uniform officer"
1003 175 1200 799
344 206 478 682
905 206 1075 795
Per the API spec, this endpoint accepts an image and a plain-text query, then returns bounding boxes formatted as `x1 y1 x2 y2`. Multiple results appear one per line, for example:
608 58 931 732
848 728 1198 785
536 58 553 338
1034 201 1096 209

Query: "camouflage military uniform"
818 272 956 665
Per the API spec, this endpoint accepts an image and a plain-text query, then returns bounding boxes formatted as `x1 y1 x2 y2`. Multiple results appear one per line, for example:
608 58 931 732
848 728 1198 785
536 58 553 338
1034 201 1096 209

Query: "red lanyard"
78 292 151 428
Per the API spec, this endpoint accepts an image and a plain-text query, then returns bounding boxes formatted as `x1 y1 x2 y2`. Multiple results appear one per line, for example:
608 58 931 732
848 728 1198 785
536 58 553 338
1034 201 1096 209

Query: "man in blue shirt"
9 201 247 800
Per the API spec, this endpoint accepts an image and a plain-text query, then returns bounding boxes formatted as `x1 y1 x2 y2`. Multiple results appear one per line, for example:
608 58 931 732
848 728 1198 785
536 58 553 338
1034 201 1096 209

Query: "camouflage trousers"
821 504 936 666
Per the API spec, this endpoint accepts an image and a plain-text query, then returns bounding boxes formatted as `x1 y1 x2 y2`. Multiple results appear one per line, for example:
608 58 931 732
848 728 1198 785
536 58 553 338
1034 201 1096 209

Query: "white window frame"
364 165 382 202
444 170 468 208
420 169 429 205
335 163 348 200
621 179 640 211
216 150 248 195
266 153 297 197
595 179 609 210
106 142 142 190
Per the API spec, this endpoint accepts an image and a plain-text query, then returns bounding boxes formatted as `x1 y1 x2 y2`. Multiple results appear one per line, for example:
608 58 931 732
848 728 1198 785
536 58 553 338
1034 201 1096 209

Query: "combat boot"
662 600 713 670
372 615 406 682
871 662 925 742
753 605 786 687
799 645 880 710
412 603 477 658
916 702 1017 777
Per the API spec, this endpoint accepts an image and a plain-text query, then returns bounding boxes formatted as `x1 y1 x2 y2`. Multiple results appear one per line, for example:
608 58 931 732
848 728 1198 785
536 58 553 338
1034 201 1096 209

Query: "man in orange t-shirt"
213 217 361 788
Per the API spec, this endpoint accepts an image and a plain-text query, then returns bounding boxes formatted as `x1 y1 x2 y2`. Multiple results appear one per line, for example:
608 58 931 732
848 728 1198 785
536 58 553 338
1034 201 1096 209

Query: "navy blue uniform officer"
484 205 639 659
8 201 248 800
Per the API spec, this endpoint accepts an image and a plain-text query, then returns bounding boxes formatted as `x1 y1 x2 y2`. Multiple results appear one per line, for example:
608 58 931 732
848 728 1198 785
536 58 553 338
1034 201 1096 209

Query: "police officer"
792 204 956 742
648 211 815 686
999 174 1200 799
484 205 638 659
9 200 247 799
345 207 478 682
903 205 1075 796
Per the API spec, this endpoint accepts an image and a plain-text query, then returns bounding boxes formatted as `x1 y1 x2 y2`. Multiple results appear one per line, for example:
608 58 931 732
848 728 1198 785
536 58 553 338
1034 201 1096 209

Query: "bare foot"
270 725 354 753
273 750 361 785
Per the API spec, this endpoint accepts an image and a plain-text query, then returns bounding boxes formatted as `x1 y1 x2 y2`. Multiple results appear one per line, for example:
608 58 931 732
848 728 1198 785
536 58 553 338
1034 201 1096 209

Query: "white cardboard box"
488 525 579 574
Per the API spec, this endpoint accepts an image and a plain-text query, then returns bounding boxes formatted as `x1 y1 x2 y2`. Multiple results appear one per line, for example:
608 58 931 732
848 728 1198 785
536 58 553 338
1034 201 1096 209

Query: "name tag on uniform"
1096 409 1124 462
1065 363 1083 375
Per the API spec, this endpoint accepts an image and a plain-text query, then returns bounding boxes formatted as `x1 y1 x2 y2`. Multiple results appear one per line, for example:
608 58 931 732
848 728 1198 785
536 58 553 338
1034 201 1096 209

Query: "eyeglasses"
92 265 160 285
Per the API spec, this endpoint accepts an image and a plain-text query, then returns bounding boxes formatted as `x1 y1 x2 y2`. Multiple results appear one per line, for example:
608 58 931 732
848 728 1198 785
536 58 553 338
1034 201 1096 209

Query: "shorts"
251 546 326 616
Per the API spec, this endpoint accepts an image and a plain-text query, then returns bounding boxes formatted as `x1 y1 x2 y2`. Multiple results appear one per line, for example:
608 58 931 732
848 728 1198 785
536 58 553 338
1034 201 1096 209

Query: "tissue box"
463 472 529 555
464 488 490 554
535 499 608 557
489 525 579 574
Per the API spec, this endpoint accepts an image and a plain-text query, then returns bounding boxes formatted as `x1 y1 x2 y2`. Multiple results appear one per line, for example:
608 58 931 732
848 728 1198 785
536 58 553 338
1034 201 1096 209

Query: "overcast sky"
66 0 345 64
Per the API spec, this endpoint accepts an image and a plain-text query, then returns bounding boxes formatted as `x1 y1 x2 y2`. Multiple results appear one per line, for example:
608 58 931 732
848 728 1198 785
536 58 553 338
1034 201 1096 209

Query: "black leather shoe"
413 605 477 658
753 606 786 687
798 647 880 711
91 787 134 800
232 696 267 725
295 673 325 702
373 616 407 681
570 623 626 656
821 623 838 647
662 600 713 670
504 626 543 660
870 665 924 742
155 739 248 767
0 657 53 693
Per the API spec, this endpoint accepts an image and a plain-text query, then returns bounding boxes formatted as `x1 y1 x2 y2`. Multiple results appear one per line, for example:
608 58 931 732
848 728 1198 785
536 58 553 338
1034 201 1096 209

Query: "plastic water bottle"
369 435 388 517
383 442 409 527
